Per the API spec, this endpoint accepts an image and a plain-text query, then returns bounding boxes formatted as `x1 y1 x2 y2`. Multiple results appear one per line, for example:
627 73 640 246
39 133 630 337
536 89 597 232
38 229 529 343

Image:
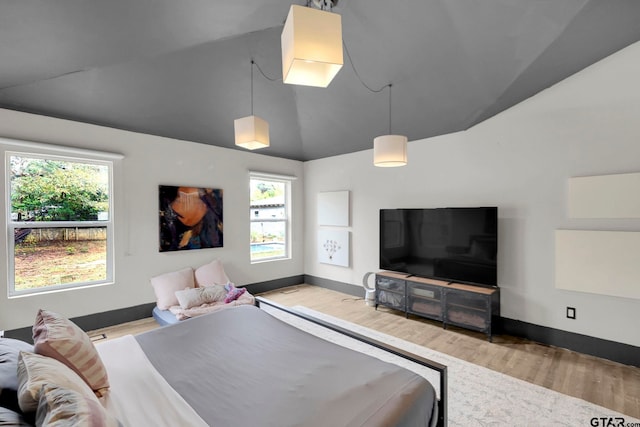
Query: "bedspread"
135 305 436 427
168 291 255 320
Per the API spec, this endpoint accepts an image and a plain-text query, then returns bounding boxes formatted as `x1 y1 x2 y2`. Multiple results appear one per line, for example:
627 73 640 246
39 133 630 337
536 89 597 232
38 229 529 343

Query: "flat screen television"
380 207 498 287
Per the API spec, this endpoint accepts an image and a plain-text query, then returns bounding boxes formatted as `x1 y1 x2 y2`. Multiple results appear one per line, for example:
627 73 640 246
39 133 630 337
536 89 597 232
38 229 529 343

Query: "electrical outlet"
566 307 576 319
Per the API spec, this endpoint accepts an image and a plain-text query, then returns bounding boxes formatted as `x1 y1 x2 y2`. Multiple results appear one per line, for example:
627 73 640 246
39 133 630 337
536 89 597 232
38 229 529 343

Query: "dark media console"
375 271 500 341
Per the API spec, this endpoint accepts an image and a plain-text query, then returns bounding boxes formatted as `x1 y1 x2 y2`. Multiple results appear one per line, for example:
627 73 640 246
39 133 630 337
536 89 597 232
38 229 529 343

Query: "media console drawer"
377 290 405 311
375 275 406 311
376 276 405 292
407 282 444 321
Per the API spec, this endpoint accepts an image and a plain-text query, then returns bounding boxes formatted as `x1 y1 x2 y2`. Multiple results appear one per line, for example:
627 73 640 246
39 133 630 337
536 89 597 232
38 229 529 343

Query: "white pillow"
194 259 230 287
150 267 194 310
17 352 96 413
175 285 227 309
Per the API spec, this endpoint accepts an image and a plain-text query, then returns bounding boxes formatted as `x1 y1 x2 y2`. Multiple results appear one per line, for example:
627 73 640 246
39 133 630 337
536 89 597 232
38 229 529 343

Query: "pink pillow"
194 259 230 287
150 267 195 309
32 310 110 397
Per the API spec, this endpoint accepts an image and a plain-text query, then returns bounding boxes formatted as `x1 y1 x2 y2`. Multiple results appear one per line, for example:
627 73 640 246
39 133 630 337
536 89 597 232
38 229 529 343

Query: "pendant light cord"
343 40 395 135
253 60 281 82
342 42 388 94
250 59 254 115
388 83 392 135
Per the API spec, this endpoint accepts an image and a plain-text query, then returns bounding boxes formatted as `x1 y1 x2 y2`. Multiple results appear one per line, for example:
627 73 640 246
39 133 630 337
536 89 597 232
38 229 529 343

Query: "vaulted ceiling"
1 0 639 161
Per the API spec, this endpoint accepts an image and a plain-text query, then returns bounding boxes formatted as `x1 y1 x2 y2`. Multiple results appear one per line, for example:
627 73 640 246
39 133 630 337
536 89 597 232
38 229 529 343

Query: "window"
7 151 114 296
249 173 293 262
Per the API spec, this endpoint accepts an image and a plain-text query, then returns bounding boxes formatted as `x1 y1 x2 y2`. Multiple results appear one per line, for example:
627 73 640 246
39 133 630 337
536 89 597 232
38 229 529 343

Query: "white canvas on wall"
555 230 640 300
317 190 349 226
318 229 350 267
568 172 640 218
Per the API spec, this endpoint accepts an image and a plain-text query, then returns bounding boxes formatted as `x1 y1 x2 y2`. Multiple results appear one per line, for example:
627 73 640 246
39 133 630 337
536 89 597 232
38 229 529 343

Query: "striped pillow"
36 384 122 427
32 309 109 397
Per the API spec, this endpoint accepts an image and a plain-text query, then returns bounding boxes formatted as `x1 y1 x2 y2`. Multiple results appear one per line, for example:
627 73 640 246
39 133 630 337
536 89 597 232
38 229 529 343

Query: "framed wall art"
159 185 223 252
317 229 350 267
317 190 349 226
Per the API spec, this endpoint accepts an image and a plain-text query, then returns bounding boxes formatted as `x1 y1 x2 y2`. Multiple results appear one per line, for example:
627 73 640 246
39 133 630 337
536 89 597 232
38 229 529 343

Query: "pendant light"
235 60 270 150
374 84 407 167
281 2 343 88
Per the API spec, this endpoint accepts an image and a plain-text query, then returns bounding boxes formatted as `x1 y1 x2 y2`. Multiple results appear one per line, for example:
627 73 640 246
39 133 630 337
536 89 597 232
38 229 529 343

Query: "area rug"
262 304 639 427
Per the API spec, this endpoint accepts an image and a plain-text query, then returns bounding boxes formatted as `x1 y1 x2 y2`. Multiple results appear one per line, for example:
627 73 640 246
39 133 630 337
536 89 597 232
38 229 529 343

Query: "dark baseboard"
500 317 640 368
244 275 305 295
303 274 364 298
5 302 157 343
72 302 158 332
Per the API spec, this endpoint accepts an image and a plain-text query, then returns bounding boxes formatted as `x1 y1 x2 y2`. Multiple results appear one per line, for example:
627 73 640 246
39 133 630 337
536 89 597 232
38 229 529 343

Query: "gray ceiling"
1 0 640 161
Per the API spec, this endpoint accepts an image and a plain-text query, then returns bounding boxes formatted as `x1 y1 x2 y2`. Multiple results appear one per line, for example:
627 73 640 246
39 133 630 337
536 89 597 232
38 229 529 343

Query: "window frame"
6 148 116 297
249 172 294 263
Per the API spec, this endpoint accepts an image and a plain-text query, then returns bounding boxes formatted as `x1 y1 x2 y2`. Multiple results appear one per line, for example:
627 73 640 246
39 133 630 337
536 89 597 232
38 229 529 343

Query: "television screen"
380 207 498 286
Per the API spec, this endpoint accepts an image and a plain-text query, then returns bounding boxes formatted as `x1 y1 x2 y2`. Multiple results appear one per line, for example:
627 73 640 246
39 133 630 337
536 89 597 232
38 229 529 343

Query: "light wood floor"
90 284 640 419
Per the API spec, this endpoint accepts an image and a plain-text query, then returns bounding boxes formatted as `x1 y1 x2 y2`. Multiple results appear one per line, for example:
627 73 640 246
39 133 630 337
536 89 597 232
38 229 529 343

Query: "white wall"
304 41 640 347
0 110 304 331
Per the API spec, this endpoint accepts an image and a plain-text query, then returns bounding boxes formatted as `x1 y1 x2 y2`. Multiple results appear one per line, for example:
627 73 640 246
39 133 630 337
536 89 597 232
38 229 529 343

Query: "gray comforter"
135 305 436 426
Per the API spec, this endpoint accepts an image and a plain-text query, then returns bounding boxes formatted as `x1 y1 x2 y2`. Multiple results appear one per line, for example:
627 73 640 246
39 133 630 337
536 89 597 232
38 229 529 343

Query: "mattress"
151 306 179 326
134 305 438 427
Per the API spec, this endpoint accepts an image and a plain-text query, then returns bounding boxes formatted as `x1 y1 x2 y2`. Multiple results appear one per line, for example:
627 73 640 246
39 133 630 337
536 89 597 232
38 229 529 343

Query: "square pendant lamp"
234 115 269 150
281 4 343 88
235 60 270 150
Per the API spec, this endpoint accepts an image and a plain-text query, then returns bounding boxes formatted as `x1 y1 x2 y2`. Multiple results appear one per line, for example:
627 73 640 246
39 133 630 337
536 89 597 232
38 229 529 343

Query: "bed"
1 298 447 427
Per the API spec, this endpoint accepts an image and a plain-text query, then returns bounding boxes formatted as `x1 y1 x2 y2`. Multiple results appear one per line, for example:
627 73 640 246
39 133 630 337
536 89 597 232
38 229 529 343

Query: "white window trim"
249 171 295 263
249 171 298 181
5 141 119 297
